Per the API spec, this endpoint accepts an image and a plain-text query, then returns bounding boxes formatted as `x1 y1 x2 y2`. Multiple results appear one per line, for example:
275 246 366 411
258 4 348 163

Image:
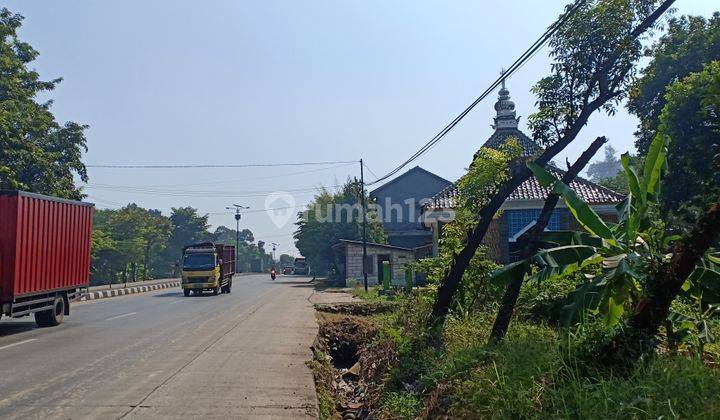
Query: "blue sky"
6 0 717 256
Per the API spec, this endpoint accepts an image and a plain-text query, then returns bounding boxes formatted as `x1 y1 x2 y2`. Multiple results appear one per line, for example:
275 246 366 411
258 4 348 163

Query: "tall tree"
94 204 171 282
430 0 675 331
587 145 621 181
654 61 720 213
154 207 211 275
294 179 385 276
210 226 254 245
628 12 720 155
0 8 88 199
489 136 607 342
628 13 720 212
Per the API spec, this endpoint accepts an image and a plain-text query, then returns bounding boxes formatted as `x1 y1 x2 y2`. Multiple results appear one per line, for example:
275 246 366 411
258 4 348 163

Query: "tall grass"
371 292 720 419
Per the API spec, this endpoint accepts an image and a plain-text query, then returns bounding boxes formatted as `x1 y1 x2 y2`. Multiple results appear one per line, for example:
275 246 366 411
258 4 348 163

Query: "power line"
83 183 344 198
362 161 380 181
86 160 357 169
367 0 586 186
206 204 301 215
98 162 355 188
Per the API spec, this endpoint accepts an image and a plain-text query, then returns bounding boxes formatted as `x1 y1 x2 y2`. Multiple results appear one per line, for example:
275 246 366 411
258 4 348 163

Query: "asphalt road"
0 274 319 419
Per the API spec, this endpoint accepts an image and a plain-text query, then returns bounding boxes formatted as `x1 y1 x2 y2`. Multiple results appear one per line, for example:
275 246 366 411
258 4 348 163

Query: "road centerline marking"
168 300 184 305
105 312 138 321
0 338 38 351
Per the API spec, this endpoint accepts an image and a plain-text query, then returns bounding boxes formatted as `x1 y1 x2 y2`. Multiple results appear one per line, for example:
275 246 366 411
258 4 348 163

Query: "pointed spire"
492 75 520 130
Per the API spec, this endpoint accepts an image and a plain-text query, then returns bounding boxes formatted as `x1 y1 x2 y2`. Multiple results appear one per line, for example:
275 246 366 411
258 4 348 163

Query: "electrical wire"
362 161 380 182
367 0 586 186
92 162 356 188
83 183 344 198
85 160 357 169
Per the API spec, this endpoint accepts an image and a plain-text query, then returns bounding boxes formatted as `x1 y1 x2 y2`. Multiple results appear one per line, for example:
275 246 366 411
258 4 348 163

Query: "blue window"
507 209 562 240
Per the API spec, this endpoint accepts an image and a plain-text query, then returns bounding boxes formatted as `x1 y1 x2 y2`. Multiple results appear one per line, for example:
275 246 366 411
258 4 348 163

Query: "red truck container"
217 244 236 280
0 191 93 326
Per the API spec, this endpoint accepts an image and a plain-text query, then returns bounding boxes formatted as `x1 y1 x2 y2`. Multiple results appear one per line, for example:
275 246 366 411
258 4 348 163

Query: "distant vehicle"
282 266 293 275
0 191 93 327
270 267 277 280
181 243 235 296
293 258 309 275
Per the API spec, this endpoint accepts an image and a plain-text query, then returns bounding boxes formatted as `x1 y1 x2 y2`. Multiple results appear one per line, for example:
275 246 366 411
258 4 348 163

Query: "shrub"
515 270 587 324
382 392 422 419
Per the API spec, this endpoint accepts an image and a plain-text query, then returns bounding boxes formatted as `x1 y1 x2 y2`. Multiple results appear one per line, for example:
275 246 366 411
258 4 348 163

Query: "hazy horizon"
5 0 716 256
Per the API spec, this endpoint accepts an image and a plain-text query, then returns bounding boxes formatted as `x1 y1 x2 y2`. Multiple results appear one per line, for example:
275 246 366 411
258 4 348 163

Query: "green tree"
593 153 642 196
210 226 254 245
628 13 720 212
499 134 720 368
431 0 674 329
0 9 88 199
90 228 122 285
92 205 171 282
413 143 518 317
628 12 720 155
155 207 211 275
279 254 295 267
587 145 622 181
294 179 385 277
654 61 720 213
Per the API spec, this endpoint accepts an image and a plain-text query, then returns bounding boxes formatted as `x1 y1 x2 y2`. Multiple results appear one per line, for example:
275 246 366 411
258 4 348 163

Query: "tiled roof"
424 166 624 211
426 84 624 212
481 128 542 158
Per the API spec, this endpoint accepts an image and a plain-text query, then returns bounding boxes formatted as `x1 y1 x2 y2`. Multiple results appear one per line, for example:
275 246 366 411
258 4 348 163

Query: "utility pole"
271 243 278 264
226 204 249 273
360 159 369 292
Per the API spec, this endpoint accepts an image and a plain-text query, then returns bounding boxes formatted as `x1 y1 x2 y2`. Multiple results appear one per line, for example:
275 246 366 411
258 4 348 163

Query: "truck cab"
293 257 309 275
181 243 234 296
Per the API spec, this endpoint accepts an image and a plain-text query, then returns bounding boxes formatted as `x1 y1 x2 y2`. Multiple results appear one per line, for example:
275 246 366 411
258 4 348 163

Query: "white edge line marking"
105 312 138 321
0 338 38 351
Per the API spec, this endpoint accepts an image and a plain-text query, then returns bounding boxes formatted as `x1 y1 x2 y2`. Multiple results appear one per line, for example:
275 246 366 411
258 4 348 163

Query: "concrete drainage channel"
80 281 181 301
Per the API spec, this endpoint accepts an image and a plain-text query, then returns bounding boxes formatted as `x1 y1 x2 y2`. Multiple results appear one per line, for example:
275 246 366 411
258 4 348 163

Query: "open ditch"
310 304 398 419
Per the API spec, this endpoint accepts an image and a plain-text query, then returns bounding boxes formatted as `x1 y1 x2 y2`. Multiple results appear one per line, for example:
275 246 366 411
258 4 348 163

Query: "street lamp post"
226 204 249 273
271 243 279 264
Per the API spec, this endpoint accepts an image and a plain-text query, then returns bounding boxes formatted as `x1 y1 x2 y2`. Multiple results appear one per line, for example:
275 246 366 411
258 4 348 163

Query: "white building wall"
344 244 414 287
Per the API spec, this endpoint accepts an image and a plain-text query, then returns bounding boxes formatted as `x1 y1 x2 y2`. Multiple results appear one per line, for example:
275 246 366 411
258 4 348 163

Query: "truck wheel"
35 295 65 327
221 280 231 294
183 289 191 297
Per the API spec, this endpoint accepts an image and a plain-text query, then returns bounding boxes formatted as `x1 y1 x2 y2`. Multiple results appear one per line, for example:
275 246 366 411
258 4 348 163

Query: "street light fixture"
226 204 250 273
271 242 279 263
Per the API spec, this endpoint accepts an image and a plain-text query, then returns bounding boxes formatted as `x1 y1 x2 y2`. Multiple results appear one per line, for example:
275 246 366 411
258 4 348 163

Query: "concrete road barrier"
80 281 181 301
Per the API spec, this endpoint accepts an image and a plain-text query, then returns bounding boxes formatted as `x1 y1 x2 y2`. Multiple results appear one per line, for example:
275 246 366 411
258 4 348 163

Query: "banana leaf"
540 230 604 247
528 245 601 284
622 153 642 204
489 259 532 287
560 276 604 327
527 162 615 243
642 134 669 200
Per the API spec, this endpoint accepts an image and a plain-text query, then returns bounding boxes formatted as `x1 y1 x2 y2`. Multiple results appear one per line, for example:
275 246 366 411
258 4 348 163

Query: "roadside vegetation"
294 178 387 277
91 205 281 284
311 3 720 418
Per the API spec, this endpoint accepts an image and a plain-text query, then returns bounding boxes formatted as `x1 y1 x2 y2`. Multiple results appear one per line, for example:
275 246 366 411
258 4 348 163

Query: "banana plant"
489 134 720 327
667 299 720 355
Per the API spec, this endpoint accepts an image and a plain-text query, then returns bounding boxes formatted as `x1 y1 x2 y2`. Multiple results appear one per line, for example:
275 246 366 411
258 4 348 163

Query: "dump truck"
0 191 93 327
181 242 235 296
